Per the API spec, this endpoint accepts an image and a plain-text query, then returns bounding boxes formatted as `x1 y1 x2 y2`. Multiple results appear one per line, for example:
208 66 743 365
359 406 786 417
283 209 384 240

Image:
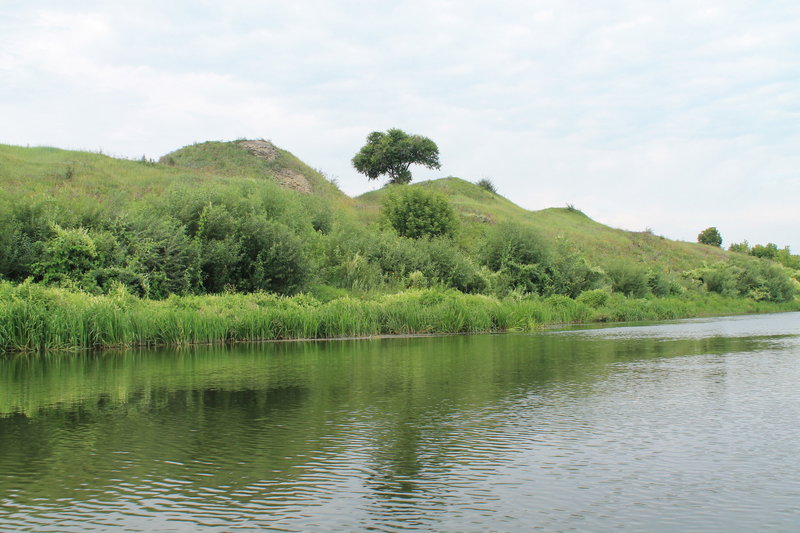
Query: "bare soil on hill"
238 140 311 194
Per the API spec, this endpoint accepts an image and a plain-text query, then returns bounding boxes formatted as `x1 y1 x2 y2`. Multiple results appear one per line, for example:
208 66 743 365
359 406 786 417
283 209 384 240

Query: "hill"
0 140 348 205
0 139 794 305
1 139 797 351
355 177 728 271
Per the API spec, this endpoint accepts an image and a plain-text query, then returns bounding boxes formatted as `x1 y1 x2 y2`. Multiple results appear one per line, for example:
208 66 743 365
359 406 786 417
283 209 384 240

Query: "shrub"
416 237 487 293
750 242 778 260
605 260 650 298
476 178 496 193
481 223 553 295
32 225 99 285
237 217 310 295
125 218 201 299
688 258 797 302
577 289 610 308
481 223 550 271
382 187 458 239
697 227 722 247
547 239 605 297
728 240 750 254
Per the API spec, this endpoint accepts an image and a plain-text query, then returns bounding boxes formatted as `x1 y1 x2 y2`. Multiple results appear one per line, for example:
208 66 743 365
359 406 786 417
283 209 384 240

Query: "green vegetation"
697 226 722 247
0 140 797 352
2 281 797 352
476 178 497 193
352 129 440 184
382 186 458 239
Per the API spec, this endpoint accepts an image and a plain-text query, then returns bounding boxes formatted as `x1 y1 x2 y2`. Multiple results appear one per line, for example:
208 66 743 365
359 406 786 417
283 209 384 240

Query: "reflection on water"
1 313 799 531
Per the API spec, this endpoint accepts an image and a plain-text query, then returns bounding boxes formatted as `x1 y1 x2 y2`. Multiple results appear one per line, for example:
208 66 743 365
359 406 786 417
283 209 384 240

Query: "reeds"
1 281 797 352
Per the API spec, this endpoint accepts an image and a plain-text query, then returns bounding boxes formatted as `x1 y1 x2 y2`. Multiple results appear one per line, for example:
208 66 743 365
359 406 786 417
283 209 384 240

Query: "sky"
2 1 799 251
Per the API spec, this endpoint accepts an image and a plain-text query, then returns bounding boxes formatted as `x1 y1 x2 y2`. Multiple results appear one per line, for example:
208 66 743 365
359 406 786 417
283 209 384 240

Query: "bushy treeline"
0 180 328 298
728 240 800 270
0 180 797 308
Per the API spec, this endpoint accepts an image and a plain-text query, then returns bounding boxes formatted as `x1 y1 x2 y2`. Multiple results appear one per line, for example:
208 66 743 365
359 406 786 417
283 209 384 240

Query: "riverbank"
2 281 798 352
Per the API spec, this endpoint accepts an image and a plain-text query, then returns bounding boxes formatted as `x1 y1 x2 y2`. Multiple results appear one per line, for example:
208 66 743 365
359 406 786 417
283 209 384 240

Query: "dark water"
2 313 800 532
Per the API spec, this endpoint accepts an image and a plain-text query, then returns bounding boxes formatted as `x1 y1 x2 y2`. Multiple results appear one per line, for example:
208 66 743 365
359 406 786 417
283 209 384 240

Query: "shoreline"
3 281 798 353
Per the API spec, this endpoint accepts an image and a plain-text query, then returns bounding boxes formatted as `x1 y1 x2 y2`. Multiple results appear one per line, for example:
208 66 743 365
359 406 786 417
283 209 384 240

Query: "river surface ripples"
1 312 799 531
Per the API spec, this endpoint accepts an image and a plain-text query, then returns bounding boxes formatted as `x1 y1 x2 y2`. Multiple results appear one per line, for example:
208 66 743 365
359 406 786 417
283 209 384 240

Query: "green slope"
0 140 349 206
0 141 730 274
356 177 729 271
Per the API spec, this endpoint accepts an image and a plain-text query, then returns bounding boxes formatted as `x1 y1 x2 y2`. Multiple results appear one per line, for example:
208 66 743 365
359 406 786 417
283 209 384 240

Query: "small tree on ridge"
697 227 722 247
352 128 440 185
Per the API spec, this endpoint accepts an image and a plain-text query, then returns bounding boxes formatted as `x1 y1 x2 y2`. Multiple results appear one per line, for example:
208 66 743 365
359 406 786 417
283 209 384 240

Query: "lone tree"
352 128 440 185
697 227 722 247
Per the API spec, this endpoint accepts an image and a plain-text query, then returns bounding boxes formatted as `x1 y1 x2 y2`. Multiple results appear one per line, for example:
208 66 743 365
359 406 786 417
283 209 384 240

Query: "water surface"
2 313 799 531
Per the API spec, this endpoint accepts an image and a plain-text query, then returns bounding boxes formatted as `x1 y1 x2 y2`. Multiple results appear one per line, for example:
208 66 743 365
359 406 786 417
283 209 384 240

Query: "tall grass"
2 281 798 352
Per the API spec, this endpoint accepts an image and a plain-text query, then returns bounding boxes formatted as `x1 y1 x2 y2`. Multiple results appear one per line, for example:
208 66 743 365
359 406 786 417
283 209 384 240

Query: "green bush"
697 227 722 247
577 289 610 308
32 225 99 285
605 260 650 298
476 178 496 193
480 223 554 295
689 258 797 302
237 217 310 295
382 187 458 239
416 237 487 293
125 218 201 299
547 240 605 297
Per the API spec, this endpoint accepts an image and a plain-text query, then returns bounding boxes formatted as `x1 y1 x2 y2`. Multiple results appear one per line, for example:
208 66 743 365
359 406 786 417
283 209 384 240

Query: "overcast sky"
2 1 798 250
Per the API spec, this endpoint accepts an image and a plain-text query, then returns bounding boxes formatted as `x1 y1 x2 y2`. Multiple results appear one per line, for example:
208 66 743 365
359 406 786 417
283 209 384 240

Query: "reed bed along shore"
1 281 798 352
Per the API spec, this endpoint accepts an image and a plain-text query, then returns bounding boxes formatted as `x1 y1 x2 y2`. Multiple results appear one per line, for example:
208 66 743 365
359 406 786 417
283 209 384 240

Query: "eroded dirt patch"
237 140 311 194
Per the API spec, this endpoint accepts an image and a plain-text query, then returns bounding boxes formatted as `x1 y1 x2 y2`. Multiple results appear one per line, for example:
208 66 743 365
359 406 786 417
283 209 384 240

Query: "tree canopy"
352 129 440 184
697 227 722 247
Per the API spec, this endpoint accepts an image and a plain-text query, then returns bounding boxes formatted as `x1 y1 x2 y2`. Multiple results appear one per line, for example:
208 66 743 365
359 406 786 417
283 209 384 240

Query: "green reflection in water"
0 328 786 530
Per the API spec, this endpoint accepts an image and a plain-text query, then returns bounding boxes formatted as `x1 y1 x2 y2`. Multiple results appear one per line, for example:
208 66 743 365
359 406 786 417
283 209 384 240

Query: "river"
1 312 799 531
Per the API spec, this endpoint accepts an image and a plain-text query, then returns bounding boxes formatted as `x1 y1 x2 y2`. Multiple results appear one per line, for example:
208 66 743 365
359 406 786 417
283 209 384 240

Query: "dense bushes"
689 258 797 302
0 181 317 297
382 186 458 239
0 168 795 309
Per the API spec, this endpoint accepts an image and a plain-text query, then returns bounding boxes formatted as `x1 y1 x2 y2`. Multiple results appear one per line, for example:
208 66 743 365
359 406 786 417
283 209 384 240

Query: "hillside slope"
0 140 349 206
356 177 729 272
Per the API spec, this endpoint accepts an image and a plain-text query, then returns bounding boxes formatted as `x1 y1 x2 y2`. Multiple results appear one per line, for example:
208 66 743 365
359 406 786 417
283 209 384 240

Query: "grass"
355 177 729 271
2 281 797 352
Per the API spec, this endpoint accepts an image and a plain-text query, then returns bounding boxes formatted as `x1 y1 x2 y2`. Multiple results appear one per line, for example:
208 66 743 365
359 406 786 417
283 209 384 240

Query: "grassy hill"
356 177 728 271
0 140 348 204
0 139 793 299
0 141 733 274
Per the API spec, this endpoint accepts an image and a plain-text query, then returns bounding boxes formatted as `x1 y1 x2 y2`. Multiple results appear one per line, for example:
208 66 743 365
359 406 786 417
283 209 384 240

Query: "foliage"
728 240 750 254
688 257 797 302
32 225 99 285
605 260 650 298
382 186 458 239
236 217 310 295
697 226 722 247
352 129 440 184
547 239 605 298
750 242 778 260
476 178 496 193
480 223 553 295
3 280 798 352
1 141 798 350
576 289 610 308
